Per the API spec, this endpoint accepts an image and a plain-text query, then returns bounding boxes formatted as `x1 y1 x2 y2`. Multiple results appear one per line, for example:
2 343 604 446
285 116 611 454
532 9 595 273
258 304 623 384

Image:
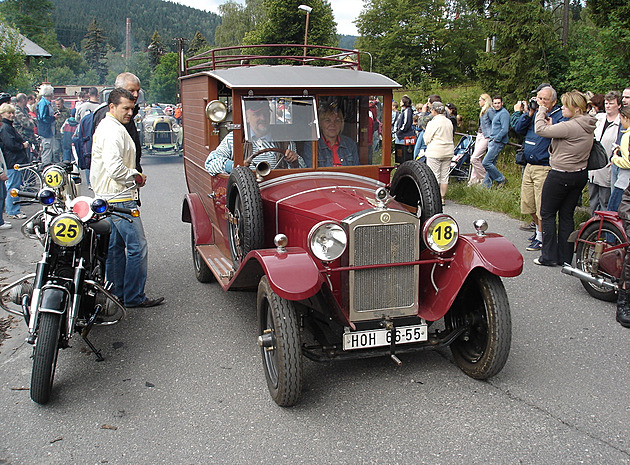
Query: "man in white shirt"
91 88 163 308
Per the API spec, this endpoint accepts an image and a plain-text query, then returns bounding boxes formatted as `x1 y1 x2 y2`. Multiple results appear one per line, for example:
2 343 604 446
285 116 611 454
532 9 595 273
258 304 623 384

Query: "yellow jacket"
611 130 630 169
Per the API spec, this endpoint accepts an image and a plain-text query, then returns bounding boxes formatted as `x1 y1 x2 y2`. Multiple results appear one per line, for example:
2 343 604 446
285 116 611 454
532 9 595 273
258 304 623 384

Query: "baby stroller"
449 133 475 182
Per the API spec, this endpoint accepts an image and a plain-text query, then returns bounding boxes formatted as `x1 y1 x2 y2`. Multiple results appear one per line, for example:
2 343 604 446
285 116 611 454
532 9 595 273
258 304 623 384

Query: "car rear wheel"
390 160 442 227
257 276 303 407
226 167 264 268
575 221 623 302
191 226 213 283
446 269 511 379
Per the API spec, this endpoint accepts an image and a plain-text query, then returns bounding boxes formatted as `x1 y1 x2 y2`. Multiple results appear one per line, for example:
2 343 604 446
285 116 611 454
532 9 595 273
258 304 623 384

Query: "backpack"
72 110 94 170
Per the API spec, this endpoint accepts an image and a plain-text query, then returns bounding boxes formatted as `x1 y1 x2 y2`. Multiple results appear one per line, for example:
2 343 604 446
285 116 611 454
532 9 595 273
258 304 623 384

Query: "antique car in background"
180 44 523 406
140 104 182 154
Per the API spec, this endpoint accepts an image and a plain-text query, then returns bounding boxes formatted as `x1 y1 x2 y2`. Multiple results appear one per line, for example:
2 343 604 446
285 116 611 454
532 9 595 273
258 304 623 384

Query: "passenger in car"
304 105 359 167
205 99 305 175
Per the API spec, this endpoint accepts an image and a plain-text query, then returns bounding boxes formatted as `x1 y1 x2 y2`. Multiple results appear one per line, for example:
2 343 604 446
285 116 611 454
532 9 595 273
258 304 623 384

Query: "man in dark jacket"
512 84 566 252
92 72 143 173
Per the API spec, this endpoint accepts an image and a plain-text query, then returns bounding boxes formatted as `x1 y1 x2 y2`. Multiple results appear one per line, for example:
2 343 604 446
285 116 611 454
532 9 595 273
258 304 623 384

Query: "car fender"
419 233 523 321
182 193 213 245
230 247 325 300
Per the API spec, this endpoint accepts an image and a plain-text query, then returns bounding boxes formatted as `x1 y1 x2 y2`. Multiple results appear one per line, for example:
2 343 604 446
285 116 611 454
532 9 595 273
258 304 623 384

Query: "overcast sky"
169 0 363 36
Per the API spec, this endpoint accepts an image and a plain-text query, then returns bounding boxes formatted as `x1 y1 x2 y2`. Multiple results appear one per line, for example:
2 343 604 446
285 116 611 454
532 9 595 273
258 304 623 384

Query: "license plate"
343 324 428 351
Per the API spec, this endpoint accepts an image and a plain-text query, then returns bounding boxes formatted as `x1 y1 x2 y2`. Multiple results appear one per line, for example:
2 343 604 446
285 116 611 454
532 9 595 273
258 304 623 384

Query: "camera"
529 97 539 112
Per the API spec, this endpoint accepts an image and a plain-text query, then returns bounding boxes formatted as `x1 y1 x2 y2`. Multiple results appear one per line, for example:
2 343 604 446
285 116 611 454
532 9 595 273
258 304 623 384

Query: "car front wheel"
256 276 303 407
446 269 511 379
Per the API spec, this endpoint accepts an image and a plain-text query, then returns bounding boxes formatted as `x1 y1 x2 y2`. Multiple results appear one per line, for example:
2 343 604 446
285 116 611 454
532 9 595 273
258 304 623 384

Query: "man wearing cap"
205 99 306 175
512 84 566 252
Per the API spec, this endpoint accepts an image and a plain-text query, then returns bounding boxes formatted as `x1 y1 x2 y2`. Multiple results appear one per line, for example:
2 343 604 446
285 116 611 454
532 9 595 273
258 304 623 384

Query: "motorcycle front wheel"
30 313 61 404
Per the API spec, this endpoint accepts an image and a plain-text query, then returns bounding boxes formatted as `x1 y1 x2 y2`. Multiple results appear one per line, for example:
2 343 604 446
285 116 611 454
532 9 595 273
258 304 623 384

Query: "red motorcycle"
562 210 628 301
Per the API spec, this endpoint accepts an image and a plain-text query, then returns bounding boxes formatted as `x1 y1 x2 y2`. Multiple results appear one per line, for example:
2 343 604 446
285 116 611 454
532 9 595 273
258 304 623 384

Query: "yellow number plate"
50 215 83 247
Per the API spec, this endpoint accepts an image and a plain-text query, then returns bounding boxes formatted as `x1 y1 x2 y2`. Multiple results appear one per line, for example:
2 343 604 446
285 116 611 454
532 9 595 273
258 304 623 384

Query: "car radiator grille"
154 123 171 143
352 223 416 312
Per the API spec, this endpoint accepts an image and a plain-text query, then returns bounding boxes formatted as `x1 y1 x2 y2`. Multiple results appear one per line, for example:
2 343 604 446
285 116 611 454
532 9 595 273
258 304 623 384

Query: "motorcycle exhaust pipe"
561 265 618 291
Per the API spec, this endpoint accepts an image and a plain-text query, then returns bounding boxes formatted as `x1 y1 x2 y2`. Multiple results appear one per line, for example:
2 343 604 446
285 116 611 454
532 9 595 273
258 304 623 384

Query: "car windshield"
242 97 318 143
147 107 165 117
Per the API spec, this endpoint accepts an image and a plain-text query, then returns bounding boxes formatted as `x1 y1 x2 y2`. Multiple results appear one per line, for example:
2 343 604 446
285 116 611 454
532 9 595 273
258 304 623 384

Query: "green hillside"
51 0 221 52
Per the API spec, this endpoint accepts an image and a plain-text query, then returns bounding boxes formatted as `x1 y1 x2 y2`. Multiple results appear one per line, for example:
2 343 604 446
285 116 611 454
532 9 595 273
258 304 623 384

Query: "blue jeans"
482 140 506 188
0 178 7 226
5 169 23 215
106 200 148 306
608 186 623 212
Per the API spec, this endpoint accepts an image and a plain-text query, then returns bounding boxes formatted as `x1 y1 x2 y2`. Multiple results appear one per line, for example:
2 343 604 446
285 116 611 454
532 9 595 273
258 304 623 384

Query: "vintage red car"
180 45 523 406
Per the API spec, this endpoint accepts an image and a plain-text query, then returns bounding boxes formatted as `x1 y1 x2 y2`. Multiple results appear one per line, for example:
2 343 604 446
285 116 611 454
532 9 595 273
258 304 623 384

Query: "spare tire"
226 166 264 268
390 160 442 226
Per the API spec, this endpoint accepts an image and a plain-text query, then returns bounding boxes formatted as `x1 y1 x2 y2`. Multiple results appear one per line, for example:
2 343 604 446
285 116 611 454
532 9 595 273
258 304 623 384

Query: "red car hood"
259 172 405 223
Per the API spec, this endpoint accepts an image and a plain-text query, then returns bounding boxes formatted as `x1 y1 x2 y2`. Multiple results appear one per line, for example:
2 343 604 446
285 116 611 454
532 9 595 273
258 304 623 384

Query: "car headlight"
42 166 65 189
49 213 84 247
308 222 347 262
422 214 459 253
205 100 228 123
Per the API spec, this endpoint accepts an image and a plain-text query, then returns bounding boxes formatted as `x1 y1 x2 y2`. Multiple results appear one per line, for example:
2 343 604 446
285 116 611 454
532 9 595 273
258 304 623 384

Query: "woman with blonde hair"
468 93 494 185
533 91 596 266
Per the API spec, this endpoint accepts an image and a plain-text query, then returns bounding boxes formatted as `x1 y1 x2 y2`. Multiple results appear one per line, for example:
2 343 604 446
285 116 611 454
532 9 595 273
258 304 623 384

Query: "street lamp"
298 4 312 58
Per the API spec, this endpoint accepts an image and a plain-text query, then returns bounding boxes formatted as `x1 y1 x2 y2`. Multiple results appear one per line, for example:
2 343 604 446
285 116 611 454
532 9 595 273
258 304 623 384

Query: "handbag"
587 140 608 171
515 148 527 166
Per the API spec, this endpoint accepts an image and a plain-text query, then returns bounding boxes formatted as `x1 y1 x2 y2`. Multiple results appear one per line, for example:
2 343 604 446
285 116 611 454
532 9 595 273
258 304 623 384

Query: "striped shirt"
205 132 304 175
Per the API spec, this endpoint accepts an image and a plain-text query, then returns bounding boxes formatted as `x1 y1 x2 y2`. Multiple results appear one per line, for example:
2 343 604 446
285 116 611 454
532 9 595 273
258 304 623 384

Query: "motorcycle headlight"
42 166 65 189
422 214 459 253
38 189 56 205
91 198 108 214
49 213 84 247
205 100 228 123
308 222 347 262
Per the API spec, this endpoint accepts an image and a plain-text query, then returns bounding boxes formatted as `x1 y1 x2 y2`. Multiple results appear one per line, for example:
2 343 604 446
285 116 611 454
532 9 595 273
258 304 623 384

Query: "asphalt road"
1 156 629 465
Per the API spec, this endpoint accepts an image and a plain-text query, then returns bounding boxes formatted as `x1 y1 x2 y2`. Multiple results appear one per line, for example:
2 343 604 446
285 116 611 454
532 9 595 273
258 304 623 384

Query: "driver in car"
205 99 306 175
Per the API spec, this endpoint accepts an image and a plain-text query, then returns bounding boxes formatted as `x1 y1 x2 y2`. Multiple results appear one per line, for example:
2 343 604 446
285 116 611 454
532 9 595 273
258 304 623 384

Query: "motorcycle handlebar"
10 189 38 200
109 204 140 217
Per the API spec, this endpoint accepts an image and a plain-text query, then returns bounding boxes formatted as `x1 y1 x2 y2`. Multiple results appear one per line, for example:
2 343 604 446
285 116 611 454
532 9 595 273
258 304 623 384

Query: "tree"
0 0 54 44
150 52 179 103
81 18 108 83
214 0 263 48
148 31 166 69
356 0 483 87
473 0 564 98
187 31 210 57
0 18 29 91
243 0 337 55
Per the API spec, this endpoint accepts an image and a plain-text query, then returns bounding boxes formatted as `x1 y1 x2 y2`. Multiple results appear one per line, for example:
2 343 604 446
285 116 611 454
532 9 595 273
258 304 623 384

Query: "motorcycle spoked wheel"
575 221 624 302
30 312 62 404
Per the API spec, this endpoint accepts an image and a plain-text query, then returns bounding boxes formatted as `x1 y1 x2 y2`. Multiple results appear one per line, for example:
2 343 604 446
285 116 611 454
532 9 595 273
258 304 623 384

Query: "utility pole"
173 37 187 77
126 18 131 66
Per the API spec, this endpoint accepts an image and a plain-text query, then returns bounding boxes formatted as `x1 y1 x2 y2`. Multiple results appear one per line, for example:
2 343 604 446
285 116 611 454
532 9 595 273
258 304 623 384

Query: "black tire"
21 168 42 194
575 221 623 302
191 226 214 283
226 167 264 268
30 312 61 404
390 160 442 227
446 269 511 379
257 276 303 407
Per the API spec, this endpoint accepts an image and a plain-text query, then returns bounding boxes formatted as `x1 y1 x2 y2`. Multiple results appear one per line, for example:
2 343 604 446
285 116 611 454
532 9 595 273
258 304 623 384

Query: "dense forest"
50 0 221 52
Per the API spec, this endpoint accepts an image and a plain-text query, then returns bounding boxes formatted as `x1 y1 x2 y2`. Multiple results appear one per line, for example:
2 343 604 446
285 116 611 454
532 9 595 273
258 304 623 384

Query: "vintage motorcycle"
0 161 139 404
562 210 628 302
